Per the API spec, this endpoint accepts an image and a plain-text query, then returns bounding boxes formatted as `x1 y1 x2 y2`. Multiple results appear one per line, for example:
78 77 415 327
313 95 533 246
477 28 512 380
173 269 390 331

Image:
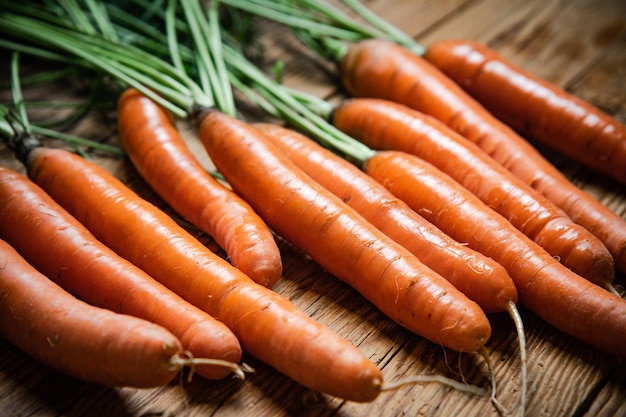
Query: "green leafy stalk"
219 0 426 56
339 0 424 54
222 44 375 165
1 52 124 159
218 0 369 42
0 13 194 118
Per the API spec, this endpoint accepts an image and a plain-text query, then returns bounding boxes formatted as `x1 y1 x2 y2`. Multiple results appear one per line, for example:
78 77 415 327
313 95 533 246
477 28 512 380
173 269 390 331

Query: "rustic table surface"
1 0 625 416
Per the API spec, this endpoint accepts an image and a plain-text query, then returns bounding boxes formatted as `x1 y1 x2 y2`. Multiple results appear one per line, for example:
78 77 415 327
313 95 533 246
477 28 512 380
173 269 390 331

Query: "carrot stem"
167 352 254 382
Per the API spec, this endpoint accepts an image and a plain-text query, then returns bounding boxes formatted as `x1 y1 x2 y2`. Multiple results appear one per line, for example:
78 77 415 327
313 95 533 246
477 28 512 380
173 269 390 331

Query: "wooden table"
1 0 625 416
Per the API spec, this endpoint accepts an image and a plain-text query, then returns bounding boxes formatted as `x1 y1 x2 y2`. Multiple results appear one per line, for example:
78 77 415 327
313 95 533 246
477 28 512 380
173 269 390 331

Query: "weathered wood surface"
1 0 625 416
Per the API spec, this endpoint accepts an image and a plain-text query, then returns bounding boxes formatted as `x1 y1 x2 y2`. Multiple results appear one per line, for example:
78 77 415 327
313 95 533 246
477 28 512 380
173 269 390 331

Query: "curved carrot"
22 147 383 402
331 98 616 289
254 122 516 314
340 38 626 275
0 237 185 388
197 110 491 353
117 88 282 288
0 166 243 381
424 39 626 185
364 150 626 359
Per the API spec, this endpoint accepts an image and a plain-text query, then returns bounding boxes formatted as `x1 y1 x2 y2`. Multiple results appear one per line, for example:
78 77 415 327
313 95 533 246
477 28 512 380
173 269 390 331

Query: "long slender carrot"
254 122 517 314
364 150 626 359
331 98 616 290
20 146 383 403
424 39 626 185
340 38 626 275
197 109 492 354
117 88 282 288
0 237 187 388
0 166 244 381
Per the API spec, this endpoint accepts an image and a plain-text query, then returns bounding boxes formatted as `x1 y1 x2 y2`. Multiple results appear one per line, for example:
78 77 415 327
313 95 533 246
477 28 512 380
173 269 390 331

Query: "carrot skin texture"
332 98 615 286
0 237 183 388
254 122 517 313
198 111 492 353
0 165 242 381
25 148 382 402
117 88 282 288
340 39 626 274
365 151 626 358
425 39 626 185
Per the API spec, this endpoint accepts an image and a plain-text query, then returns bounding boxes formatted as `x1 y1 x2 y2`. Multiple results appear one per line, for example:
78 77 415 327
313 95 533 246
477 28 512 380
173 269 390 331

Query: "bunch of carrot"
222 0 626 276
0 59 386 402
0 1 492 403
213 0 626 348
0 54 248 386
2 0 626 414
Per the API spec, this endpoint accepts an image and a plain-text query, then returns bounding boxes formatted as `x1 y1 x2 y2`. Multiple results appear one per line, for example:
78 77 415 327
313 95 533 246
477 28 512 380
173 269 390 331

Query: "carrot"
254 122 517 314
364 150 626 359
0 237 188 388
331 98 617 289
197 109 492 354
0 166 244 381
117 88 282 288
340 38 626 275
424 39 626 185
20 146 383 403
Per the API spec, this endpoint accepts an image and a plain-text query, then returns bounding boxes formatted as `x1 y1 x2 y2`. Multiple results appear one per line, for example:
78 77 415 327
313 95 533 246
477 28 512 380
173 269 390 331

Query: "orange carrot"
331 98 616 289
20 146 383 402
364 150 626 358
340 38 626 274
197 110 491 353
117 88 282 288
0 237 187 388
254 122 517 314
425 39 626 185
0 166 243 381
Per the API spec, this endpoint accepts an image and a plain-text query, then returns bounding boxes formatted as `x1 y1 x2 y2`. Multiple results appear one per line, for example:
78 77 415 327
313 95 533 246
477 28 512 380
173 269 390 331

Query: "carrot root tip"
167 351 253 381
381 374 488 397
